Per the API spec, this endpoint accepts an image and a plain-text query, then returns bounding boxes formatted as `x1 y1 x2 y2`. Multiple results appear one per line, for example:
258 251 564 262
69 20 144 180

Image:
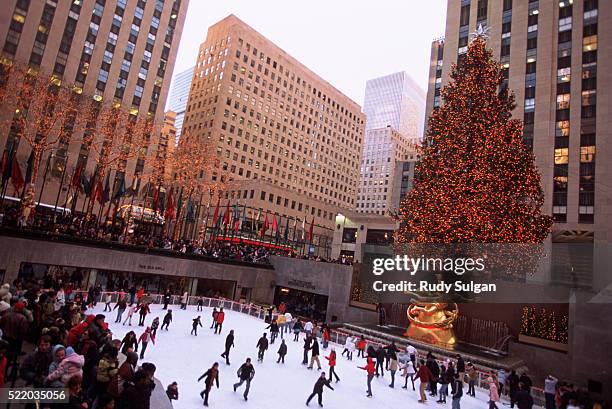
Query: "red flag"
272 215 278 232
11 157 24 192
71 162 84 189
153 187 159 210
223 200 230 225
308 217 314 242
94 179 104 204
260 214 269 237
212 197 220 226
165 188 175 220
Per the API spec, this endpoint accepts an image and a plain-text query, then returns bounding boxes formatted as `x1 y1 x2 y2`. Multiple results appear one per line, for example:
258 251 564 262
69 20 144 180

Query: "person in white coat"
341 335 357 360
402 358 417 390
303 321 313 336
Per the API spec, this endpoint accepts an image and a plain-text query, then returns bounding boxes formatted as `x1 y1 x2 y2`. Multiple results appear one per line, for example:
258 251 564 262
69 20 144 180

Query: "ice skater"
198 362 220 407
221 329 234 365
214 307 225 334
292 319 303 342
233 358 255 401
161 310 172 330
163 290 171 310
114 297 127 323
277 339 287 363
137 302 150 326
137 326 155 359
266 319 279 344
356 336 366 358
197 297 204 311
123 304 138 326
180 291 188 309
342 335 356 360
256 333 269 362
210 307 218 328
325 348 340 382
191 316 203 335
151 317 159 337
359 355 376 398
402 357 417 390
308 338 321 370
303 334 312 365
306 372 334 407
103 293 112 311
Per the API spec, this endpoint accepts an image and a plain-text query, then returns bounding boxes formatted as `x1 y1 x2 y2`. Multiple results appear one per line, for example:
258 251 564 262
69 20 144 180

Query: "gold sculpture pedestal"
405 303 459 349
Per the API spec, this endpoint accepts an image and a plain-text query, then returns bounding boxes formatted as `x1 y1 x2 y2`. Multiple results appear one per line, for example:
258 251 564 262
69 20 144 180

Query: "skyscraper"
181 15 365 231
357 72 424 215
167 65 194 143
0 0 189 205
426 0 610 242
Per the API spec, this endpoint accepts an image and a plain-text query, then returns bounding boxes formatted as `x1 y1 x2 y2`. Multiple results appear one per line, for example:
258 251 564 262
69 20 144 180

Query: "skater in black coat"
306 372 334 407
375 347 385 377
191 316 203 336
303 335 312 365
161 310 172 331
198 362 220 407
256 333 269 362
266 320 280 344
292 320 303 342
277 339 288 363
308 338 321 370
221 330 234 365
233 358 255 401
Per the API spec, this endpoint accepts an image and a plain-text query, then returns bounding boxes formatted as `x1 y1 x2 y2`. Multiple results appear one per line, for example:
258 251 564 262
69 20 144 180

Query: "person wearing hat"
0 283 12 303
0 300 28 367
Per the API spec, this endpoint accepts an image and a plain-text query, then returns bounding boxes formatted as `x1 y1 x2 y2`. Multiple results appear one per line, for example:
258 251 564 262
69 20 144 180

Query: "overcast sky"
169 0 447 107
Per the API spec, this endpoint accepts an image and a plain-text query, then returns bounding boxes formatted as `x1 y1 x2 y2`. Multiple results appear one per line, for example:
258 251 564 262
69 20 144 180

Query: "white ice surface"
88 303 494 409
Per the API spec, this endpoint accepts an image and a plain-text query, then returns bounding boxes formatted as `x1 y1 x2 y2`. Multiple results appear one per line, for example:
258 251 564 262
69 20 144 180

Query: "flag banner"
71 162 84 189
223 200 231 225
283 217 290 241
165 188 176 220
11 156 24 192
308 216 314 242
113 176 126 201
24 151 34 184
212 197 221 227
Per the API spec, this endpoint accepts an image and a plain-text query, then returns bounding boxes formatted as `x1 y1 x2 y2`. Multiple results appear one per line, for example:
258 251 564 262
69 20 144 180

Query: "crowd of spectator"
0 205 352 266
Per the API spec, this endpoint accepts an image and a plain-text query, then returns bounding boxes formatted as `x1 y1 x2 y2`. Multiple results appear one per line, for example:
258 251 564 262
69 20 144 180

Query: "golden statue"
405 302 459 349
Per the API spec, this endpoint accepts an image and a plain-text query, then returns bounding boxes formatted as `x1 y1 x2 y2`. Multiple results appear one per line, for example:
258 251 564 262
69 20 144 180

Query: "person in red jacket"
137 327 155 359
322 328 330 349
138 303 150 326
136 287 145 303
325 348 340 383
356 335 367 358
359 356 376 397
214 308 225 334
66 315 96 346
416 359 434 403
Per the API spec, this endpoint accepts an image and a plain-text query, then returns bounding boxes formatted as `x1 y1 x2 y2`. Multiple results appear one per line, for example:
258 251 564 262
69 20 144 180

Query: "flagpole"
53 153 68 217
104 170 118 222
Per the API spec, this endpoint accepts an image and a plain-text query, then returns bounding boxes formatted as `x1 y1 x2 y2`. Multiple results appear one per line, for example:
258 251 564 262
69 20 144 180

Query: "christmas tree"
396 36 552 244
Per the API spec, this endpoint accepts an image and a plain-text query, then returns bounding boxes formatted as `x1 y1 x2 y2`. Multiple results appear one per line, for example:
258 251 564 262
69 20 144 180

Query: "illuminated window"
583 35 597 52
555 148 569 164
580 146 595 163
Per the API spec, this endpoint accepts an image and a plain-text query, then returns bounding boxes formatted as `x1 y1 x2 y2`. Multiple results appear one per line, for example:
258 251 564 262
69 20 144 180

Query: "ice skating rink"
90 303 494 408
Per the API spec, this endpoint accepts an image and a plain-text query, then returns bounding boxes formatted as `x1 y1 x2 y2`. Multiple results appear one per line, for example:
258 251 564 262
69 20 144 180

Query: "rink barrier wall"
78 291 546 406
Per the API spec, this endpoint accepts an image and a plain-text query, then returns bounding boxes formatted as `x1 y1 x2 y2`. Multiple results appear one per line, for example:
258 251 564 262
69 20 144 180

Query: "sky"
169 0 447 108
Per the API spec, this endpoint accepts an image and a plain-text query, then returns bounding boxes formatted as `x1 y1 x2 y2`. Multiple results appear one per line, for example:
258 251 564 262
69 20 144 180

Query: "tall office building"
426 0 611 243
0 0 189 205
357 72 423 215
181 15 365 230
167 64 194 143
